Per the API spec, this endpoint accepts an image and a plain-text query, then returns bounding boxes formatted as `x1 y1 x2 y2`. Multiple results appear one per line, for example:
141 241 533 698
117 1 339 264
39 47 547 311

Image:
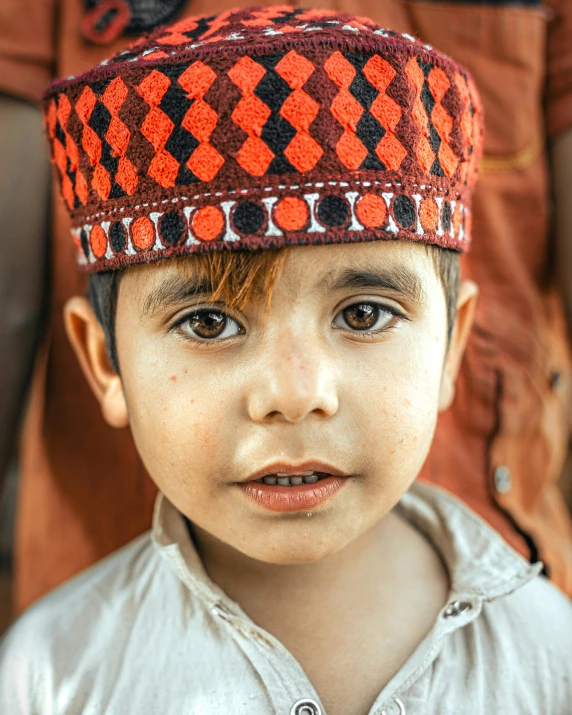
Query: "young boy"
1 7 571 714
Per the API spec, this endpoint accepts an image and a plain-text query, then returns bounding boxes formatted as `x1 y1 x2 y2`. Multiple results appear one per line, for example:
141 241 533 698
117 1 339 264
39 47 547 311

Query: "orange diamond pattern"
454 73 478 186
324 52 369 170
404 58 435 173
363 56 407 171
101 77 138 195
75 85 110 200
54 97 74 208
427 67 458 178
137 70 179 188
275 50 315 88
47 93 87 208
188 143 225 182
276 51 322 172
179 61 224 182
229 56 275 176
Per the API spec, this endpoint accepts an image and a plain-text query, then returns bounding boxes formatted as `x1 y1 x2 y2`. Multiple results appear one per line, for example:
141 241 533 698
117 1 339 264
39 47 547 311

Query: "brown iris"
342 303 379 330
188 310 227 339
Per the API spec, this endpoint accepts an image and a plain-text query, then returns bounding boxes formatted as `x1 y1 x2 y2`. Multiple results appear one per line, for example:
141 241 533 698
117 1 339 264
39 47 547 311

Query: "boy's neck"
191 505 449 715
191 504 449 639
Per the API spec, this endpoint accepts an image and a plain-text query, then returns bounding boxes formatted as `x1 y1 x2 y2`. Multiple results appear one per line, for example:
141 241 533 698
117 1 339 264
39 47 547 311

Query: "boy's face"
68 241 476 565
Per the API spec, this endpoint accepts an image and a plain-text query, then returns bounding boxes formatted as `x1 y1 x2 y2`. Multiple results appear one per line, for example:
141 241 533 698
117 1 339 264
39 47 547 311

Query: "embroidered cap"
43 6 483 272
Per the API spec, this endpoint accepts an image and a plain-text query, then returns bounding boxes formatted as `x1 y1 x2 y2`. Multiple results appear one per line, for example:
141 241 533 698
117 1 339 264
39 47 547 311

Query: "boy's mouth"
238 462 350 512
254 471 328 486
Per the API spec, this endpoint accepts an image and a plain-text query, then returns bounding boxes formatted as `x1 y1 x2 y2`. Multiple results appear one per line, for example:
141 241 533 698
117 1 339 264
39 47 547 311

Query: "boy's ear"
64 296 129 428
438 280 478 412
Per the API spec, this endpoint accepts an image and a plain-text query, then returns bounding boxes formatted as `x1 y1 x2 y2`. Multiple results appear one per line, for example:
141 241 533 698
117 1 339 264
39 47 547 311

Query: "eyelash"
170 301 407 345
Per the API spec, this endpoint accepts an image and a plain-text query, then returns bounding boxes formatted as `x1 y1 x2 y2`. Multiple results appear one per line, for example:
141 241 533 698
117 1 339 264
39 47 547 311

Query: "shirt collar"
151 481 541 608
396 482 541 601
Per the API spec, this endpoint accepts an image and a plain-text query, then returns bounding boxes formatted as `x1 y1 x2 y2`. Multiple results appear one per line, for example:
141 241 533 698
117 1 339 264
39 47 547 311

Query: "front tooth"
277 478 290 486
263 476 277 485
299 471 314 476
304 474 319 484
290 476 303 486
276 472 290 477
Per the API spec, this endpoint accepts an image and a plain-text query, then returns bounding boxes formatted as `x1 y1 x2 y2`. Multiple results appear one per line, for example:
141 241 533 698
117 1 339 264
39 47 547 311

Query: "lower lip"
238 476 348 512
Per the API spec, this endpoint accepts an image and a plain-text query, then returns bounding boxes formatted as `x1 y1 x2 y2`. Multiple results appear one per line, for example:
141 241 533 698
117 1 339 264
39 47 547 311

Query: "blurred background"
0 466 16 634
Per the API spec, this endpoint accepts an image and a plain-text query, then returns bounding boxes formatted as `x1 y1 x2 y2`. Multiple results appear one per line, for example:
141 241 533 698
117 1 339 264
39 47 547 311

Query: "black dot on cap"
159 211 186 246
317 195 349 227
393 195 416 229
80 229 90 259
442 201 451 232
233 202 265 235
110 222 127 253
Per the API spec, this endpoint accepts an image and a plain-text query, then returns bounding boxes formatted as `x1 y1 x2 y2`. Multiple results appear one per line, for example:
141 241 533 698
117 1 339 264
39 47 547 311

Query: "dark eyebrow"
320 266 425 303
142 275 213 317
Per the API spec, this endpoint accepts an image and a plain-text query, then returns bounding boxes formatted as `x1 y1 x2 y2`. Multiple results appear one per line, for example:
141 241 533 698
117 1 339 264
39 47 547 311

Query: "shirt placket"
367 592 485 715
208 591 485 715
210 600 326 715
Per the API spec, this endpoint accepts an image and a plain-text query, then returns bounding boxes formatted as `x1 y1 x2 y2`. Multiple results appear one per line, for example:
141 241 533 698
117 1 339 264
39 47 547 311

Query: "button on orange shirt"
1 0 571 609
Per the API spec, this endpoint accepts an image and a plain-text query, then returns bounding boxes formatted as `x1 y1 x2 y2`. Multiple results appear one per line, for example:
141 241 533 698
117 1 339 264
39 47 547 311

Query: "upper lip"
241 461 349 483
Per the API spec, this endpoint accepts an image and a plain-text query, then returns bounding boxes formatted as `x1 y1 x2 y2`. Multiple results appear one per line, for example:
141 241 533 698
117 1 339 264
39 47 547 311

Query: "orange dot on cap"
419 198 438 232
355 194 386 228
275 196 309 231
90 225 107 258
132 216 155 251
192 205 224 241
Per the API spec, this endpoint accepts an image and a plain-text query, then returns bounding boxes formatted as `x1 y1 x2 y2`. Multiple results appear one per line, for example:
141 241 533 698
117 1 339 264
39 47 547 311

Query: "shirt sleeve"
547 0 572 137
0 621 46 714
0 0 57 103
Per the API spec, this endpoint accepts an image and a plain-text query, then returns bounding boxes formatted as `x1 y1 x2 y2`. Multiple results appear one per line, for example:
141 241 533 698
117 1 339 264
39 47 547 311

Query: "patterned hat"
43 6 483 272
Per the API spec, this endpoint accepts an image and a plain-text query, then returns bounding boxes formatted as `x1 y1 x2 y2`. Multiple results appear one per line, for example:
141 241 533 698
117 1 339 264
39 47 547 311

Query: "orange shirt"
1 0 572 609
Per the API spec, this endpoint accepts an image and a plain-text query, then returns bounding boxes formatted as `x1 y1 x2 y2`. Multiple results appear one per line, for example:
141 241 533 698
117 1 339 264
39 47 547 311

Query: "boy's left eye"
178 309 242 340
333 302 398 332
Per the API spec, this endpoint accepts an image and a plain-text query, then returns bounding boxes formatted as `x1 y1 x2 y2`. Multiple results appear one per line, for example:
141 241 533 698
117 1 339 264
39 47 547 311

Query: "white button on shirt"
1 482 571 714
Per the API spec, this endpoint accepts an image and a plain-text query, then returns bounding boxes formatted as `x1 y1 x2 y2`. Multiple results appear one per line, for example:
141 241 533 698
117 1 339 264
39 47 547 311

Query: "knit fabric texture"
43 6 484 272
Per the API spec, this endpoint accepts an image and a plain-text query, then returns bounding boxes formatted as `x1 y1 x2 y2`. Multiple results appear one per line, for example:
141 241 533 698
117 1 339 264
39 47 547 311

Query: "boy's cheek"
123 372 229 486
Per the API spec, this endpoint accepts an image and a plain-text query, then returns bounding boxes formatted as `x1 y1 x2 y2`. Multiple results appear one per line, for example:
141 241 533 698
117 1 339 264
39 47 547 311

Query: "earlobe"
438 280 478 412
64 296 129 428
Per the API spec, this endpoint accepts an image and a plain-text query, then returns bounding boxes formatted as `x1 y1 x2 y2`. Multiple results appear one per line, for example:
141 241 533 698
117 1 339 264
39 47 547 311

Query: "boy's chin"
235 532 352 566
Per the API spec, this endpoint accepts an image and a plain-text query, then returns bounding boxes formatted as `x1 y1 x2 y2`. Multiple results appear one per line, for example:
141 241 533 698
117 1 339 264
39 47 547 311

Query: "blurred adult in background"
1 0 572 613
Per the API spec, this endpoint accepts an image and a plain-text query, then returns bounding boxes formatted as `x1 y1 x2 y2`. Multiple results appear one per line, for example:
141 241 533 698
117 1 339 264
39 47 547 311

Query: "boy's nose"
246 331 339 424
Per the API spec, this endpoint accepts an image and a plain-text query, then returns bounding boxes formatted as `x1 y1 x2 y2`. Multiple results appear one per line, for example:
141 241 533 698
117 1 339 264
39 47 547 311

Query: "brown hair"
88 246 459 374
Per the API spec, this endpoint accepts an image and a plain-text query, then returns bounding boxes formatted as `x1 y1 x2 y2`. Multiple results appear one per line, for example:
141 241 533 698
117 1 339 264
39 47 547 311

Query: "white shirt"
1 482 571 715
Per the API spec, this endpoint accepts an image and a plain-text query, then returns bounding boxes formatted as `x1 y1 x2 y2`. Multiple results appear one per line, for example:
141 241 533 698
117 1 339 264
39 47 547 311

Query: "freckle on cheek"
170 375 177 382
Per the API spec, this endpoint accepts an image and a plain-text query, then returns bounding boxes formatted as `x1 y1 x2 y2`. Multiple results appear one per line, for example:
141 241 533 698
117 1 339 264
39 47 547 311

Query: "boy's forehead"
130 242 433 313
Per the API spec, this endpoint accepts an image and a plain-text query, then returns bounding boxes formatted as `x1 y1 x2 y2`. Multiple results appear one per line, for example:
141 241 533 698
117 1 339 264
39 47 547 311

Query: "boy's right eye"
177 309 242 341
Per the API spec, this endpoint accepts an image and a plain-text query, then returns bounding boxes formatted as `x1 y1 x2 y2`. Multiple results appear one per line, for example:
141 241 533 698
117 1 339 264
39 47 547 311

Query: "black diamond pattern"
156 68 200 186
418 59 432 79
255 71 291 112
90 99 128 199
269 9 305 23
89 102 112 138
356 112 385 152
336 54 393 172
416 58 446 178
160 82 192 124
252 62 302 175
420 83 435 115
262 113 296 154
181 16 215 42
99 136 124 200
55 121 66 146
